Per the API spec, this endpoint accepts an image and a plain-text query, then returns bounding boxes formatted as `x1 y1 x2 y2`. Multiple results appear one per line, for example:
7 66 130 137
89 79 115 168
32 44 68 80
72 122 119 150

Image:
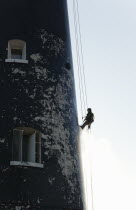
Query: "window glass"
7 40 26 60
11 49 22 59
12 128 41 164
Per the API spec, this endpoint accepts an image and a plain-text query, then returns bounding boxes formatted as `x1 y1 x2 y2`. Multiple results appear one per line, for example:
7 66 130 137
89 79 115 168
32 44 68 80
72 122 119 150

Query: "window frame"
5 39 28 64
10 127 43 168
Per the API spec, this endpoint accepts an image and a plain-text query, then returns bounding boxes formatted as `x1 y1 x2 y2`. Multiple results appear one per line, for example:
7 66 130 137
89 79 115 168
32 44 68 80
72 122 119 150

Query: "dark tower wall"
0 0 83 209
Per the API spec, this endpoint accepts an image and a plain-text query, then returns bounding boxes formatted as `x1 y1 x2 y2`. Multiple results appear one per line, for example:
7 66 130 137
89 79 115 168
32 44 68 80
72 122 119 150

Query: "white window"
5 40 28 64
10 127 43 168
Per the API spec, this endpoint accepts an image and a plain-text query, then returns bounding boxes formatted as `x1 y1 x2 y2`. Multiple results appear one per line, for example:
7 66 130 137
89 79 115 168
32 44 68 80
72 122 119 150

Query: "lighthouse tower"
0 0 83 209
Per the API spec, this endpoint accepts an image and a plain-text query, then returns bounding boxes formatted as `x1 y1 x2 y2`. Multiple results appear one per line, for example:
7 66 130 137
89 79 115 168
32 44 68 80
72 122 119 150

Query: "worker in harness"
80 108 94 129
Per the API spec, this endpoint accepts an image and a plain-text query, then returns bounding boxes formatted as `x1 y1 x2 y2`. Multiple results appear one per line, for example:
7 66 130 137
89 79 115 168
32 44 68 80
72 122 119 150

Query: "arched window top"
15 127 41 135
9 39 26 49
5 39 28 64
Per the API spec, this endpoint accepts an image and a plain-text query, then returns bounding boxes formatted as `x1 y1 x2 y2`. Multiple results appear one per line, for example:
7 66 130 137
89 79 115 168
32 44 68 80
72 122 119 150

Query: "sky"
68 0 136 210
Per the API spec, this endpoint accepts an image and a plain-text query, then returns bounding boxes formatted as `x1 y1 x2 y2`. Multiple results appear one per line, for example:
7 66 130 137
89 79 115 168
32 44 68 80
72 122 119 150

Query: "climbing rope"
91 171 94 210
88 129 95 210
73 0 84 118
73 0 88 119
73 1 95 209
75 0 88 109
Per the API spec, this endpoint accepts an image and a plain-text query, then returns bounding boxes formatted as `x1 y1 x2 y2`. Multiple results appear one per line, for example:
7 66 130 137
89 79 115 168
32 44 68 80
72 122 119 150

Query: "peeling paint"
0 138 5 143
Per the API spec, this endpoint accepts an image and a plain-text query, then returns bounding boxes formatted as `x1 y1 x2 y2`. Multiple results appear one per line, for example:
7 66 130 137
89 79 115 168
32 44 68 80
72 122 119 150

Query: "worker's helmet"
87 108 91 112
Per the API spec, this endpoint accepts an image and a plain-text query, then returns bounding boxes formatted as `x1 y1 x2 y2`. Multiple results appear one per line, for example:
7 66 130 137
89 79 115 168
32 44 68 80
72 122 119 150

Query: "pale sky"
68 0 136 210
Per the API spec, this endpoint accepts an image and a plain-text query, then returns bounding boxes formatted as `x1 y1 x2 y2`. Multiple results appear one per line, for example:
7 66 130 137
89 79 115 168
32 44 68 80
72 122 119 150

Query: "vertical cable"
73 0 84 118
89 129 94 210
75 0 88 109
91 167 94 210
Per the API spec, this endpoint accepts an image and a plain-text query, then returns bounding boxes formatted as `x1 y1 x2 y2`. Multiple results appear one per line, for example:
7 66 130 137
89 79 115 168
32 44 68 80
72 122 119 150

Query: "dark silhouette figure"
80 108 94 129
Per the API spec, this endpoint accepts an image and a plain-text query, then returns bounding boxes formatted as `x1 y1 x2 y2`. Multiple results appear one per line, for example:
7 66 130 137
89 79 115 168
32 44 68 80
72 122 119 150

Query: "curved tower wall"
0 0 83 209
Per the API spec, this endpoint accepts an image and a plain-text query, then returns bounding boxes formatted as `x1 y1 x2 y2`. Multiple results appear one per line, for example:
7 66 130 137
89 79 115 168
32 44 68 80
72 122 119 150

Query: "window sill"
5 59 28 64
10 161 43 168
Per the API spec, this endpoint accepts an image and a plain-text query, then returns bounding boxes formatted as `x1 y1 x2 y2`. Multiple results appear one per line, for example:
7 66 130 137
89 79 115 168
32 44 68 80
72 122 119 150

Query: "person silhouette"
80 108 94 129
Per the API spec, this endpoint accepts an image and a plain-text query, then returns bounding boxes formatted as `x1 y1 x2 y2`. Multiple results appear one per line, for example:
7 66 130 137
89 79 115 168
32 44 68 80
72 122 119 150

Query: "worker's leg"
80 121 88 129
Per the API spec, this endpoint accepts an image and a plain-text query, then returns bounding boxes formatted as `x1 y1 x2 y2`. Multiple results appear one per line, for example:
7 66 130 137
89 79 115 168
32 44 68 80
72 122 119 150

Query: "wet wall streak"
0 0 83 209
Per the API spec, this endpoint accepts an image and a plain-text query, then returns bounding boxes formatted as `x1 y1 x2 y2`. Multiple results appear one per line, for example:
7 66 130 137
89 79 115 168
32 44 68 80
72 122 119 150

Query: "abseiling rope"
75 0 88 110
88 130 94 210
73 0 84 118
73 0 88 118
91 171 94 210
73 1 95 210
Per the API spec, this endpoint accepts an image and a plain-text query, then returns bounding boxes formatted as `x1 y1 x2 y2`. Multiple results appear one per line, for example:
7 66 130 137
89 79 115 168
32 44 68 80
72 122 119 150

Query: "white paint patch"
0 138 5 143
30 53 41 63
49 177 56 185
12 68 25 76
13 117 18 121
40 29 64 55
34 116 45 122
15 207 21 210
